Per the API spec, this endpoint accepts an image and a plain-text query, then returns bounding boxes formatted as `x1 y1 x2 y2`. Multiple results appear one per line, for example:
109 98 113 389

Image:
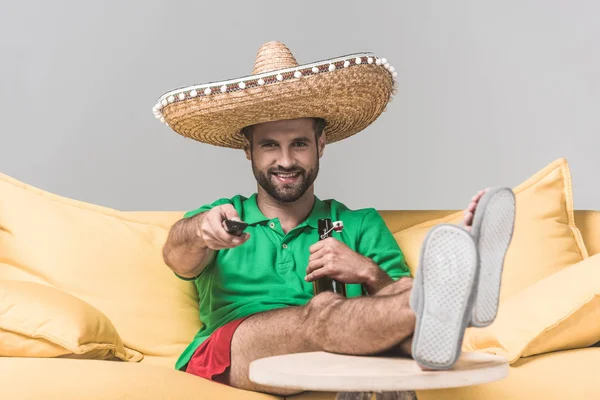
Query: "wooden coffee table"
249 351 508 399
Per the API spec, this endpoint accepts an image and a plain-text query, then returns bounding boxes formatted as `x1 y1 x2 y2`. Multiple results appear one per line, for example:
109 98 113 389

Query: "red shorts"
185 317 249 382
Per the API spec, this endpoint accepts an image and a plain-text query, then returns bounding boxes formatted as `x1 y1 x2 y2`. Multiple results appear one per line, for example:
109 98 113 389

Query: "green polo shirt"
174 193 410 371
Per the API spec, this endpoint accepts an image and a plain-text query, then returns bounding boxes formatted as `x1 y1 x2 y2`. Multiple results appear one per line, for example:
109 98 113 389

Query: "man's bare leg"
372 277 414 357
216 190 497 395
217 277 416 395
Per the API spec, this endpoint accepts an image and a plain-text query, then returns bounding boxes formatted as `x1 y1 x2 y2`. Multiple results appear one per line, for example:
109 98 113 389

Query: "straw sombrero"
152 41 398 149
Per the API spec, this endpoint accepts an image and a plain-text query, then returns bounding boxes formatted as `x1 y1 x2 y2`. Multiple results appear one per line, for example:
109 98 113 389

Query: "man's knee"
395 276 414 293
303 292 345 347
305 291 345 316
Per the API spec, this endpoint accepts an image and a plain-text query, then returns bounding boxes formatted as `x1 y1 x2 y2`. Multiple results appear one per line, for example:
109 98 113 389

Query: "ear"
317 133 326 158
243 135 252 160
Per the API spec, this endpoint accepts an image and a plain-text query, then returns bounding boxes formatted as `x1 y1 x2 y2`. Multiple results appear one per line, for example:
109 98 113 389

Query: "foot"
409 187 489 315
411 224 479 370
464 187 516 327
410 187 516 370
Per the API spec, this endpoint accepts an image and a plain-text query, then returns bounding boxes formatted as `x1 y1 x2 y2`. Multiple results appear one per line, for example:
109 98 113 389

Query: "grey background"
1 0 598 212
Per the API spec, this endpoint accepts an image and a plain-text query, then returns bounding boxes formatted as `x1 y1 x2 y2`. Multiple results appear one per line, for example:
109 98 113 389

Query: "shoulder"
183 194 250 219
322 198 382 225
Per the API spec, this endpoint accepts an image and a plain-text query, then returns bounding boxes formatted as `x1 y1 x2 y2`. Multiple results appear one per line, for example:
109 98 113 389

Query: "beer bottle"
312 218 347 297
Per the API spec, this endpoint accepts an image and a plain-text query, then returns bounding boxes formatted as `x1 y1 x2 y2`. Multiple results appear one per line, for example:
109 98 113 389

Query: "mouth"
271 171 302 184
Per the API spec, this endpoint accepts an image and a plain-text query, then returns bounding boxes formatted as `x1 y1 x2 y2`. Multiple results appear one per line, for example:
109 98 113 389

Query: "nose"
278 147 295 169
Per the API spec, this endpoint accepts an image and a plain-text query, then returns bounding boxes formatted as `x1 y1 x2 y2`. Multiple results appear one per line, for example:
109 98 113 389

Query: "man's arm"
163 203 250 279
362 259 395 295
305 240 396 295
162 213 215 279
305 209 411 294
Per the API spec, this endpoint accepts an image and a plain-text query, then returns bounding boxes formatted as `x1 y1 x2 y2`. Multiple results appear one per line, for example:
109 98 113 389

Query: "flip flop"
411 224 479 370
466 187 516 327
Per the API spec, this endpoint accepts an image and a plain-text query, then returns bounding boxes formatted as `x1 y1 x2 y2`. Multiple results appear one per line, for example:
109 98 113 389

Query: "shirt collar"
303 195 329 229
242 193 270 225
242 193 329 228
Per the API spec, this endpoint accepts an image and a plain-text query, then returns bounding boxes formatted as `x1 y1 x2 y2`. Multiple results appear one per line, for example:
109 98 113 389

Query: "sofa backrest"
128 209 599 256
572 210 600 256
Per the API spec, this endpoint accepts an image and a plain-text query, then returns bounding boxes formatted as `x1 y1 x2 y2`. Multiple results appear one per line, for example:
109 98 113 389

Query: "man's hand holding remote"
198 204 250 250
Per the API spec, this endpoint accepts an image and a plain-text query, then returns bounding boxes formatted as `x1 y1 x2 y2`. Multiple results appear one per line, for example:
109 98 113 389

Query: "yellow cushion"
394 157 588 301
295 348 600 400
0 280 142 362
416 347 600 400
0 172 200 362
463 253 600 363
575 210 600 256
0 357 280 400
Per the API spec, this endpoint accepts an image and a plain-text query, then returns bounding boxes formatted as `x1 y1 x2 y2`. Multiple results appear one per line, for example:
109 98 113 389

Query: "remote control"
224 219 248 236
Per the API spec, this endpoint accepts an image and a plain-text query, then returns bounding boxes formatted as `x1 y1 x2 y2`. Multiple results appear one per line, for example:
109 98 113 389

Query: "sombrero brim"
153 53 398 149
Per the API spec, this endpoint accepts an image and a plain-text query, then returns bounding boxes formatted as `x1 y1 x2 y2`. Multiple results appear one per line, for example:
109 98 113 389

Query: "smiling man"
246 118 325 207
155 41 516 396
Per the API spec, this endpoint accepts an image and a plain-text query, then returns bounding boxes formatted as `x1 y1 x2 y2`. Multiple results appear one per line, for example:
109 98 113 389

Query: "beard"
252 159 319 203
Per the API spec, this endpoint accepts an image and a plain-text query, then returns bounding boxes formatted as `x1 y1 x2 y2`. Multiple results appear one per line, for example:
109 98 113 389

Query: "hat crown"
252 41 299 75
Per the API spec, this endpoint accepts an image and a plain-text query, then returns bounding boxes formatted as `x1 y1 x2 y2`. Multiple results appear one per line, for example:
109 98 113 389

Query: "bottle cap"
332 221 344 232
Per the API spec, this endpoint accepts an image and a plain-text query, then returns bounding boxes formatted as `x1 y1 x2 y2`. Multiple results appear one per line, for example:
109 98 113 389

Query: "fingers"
464 200 476 226
309 240 325 254
309 237 340 254
463 210 474 227
467 201 477 212
465 187 490 225
471 188 489 202
202 206 249 249
217 225 249 248
217 204 247 245
306 243 332 280
206 215 235 247
471 192 483 202
308 247 326 264
306 253 327 275
305 265 329 282
220 204 241 222
231 232 250 246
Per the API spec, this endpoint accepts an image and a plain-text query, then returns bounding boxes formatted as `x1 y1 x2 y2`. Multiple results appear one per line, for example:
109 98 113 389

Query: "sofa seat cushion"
291 347 600 400
0 357 280 400
416 347 600 400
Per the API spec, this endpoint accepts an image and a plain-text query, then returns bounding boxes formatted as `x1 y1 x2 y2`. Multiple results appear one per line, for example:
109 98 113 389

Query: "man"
154 41 515 396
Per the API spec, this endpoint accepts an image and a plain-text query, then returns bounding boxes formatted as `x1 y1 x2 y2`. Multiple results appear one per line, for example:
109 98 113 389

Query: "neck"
256 186 315 233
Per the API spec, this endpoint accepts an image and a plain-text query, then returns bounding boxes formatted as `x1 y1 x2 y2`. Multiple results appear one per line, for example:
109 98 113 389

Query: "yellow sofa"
1 157 599 399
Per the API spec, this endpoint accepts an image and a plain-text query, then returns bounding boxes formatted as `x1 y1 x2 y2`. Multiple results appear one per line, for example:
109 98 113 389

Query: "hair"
241 118 327 145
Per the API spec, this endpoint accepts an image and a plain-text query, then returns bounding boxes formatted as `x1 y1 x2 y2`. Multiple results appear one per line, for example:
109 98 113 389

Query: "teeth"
275 173 299 178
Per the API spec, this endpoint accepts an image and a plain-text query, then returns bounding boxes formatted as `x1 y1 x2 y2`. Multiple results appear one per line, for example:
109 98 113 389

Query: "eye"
294 142 308 147
262 143 276 148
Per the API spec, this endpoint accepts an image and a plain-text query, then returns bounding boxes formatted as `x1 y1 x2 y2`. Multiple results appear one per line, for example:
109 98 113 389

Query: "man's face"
243 118 325 203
